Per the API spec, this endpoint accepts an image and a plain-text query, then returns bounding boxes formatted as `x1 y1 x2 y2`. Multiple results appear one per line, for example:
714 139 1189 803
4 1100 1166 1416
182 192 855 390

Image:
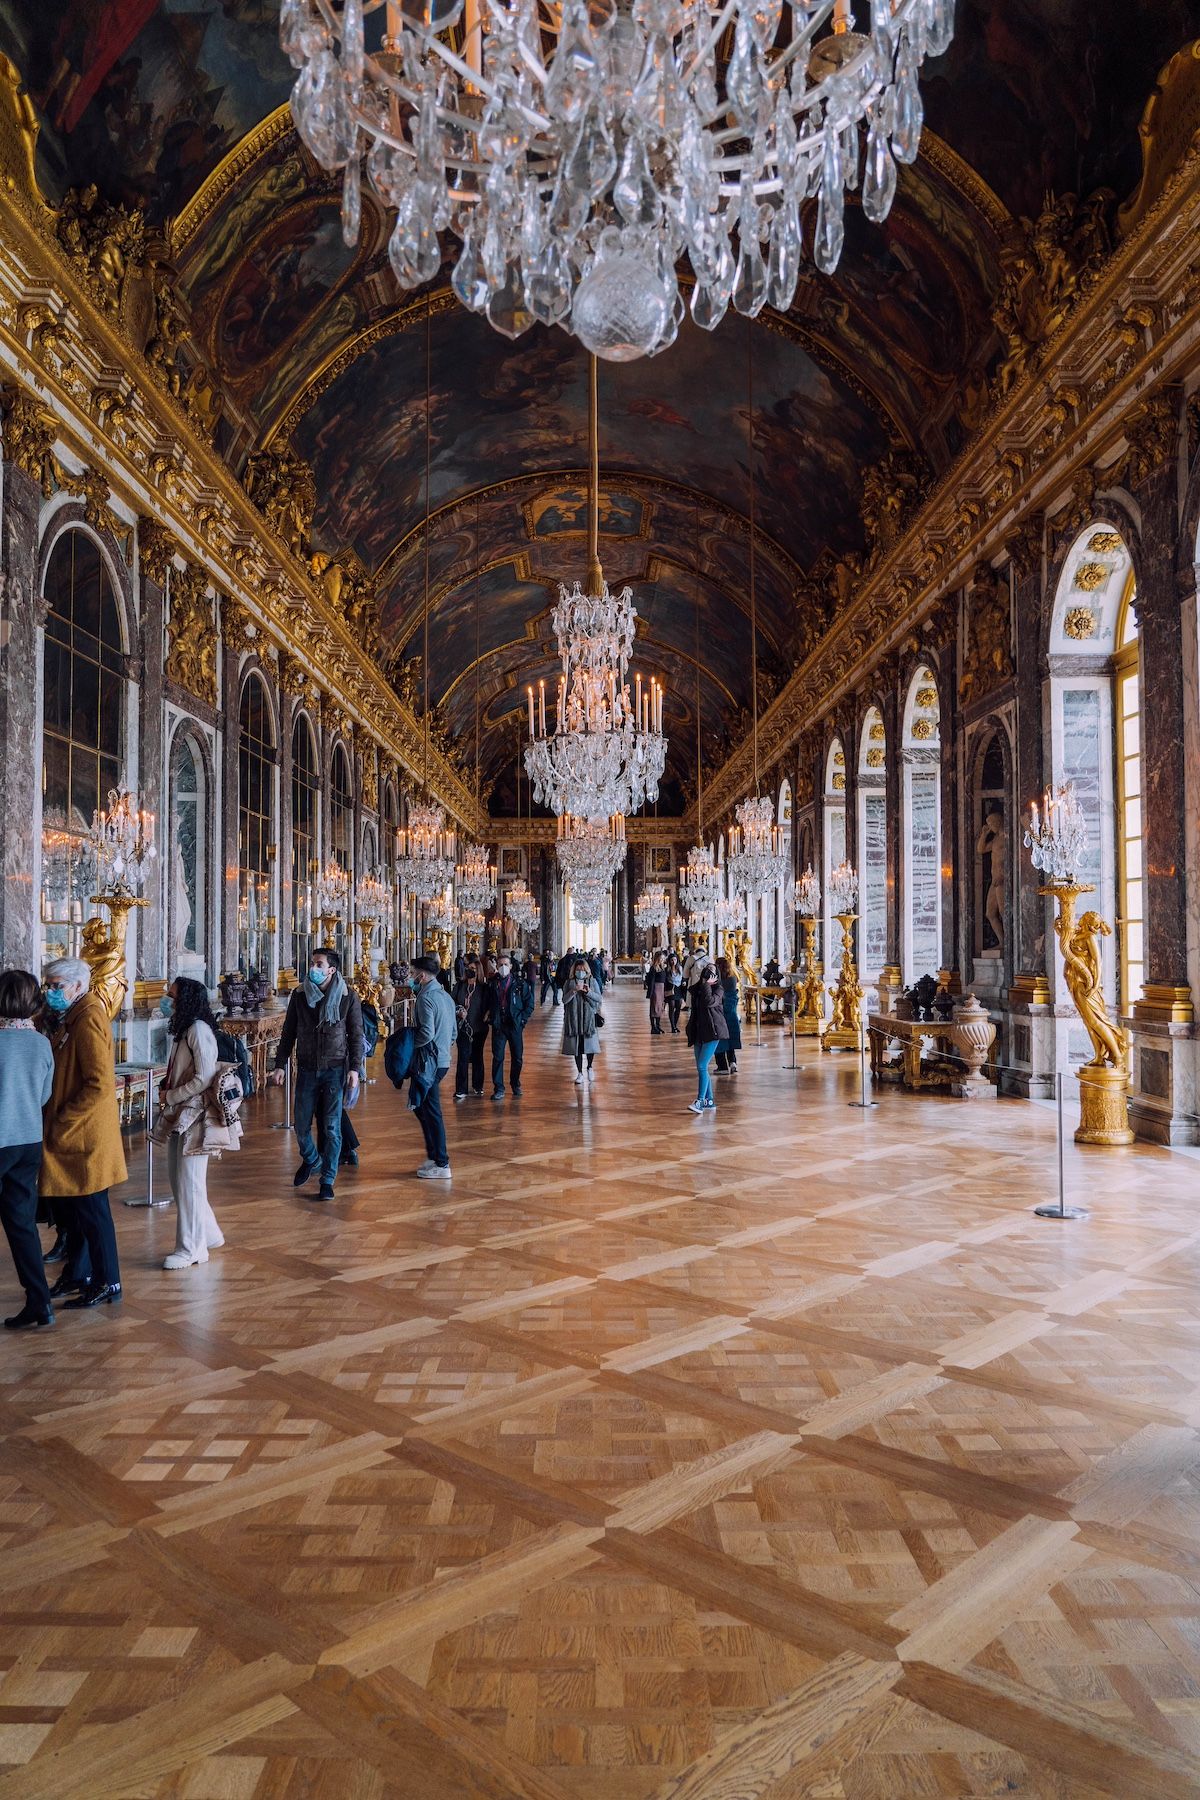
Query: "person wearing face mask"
561 958 602 1083
269 946 363 1203
452 955 489 1100
685 960 728 1114
0 969 56 1329
153 977 228 1269
410 954 457 1178
487 951 534 1101
39 957 126 1308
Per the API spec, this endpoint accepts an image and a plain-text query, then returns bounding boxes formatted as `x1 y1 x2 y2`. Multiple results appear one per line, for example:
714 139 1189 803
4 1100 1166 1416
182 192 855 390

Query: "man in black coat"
452 956 490 1099
488 953 534 1099
270 947 364 1201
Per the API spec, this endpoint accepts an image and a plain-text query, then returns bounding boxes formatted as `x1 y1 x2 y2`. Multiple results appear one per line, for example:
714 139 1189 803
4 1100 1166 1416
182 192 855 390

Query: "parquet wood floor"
3 986 1200 1797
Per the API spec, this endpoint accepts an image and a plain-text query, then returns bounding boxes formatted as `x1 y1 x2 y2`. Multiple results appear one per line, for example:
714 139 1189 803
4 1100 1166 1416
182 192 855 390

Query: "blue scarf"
303 968 347 1025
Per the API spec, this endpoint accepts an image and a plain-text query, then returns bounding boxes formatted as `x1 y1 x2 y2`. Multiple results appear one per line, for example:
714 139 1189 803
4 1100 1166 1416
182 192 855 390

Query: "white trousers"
166 1134 221 1257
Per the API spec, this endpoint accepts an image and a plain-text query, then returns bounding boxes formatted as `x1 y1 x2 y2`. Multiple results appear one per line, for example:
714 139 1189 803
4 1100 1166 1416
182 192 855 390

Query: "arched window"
857 709 887 980
330 741 354 954
383 780 399 956
238 673 276 974
902 668 942 980
1115 577 1143 1009
168 729 208 981
291 713 319 973
822 737 846 990
41 530 125 959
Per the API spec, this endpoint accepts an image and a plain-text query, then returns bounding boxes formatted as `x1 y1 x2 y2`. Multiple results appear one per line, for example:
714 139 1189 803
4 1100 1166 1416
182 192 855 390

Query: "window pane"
1124 877 1142 921
1125 921 1144 964
1123 796 1142 840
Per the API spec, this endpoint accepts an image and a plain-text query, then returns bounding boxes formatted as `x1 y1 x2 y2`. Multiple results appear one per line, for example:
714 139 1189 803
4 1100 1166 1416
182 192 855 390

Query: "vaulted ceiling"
3 0 1197 808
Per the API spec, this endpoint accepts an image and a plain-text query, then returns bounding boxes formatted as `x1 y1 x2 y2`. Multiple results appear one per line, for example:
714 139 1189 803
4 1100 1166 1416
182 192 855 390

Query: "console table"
868 1000 996 1099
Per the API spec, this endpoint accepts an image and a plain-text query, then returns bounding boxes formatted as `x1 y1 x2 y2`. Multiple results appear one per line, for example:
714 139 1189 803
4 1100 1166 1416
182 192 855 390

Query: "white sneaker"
417 1164 452 1180
206 1235 225 1250
586 1067 595 1081
163 1249 207 1270
573 1071 584 1083
687 1100 705 1113
415 1159 436 1176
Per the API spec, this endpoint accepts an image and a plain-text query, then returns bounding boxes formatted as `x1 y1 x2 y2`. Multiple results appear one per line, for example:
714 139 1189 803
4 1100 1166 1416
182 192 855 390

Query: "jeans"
49 1189 121 1287
455 1030 486 1095
693 1041 718 1105
415 1065 449 1165
0 1142 51 1312
492 1024 523 1092
295 1065 345 1185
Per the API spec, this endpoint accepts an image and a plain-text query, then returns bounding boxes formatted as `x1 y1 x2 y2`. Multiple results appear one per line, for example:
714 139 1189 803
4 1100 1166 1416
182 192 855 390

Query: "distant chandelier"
397 798 457 901
715 892 746 931
557 812 626 921
427 889 456 931
728 794 789 895
455 839 498 911
456 903 487 933
634 882 669 932
679 841 719 916
507 878 541 932
283 0 951 361
525 357 666 820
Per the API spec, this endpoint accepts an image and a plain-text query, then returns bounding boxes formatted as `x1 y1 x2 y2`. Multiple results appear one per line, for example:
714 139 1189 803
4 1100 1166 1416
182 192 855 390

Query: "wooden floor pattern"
3 984 1200 1797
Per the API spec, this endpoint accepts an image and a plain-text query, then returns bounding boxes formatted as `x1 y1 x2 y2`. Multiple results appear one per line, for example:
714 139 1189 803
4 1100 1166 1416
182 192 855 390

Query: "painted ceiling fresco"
1 0 1196 800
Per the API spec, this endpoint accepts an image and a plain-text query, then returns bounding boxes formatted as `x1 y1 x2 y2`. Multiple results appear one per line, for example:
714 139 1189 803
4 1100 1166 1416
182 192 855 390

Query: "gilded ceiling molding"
915 129 1012 241
689 142 1200 834
170 106 296 255
0 95 485 838
492 817 684 846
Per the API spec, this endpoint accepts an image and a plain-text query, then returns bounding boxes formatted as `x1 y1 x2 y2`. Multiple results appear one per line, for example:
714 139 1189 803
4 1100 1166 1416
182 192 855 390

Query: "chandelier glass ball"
728 794 789 896
282 0 953 360
397 799 457 902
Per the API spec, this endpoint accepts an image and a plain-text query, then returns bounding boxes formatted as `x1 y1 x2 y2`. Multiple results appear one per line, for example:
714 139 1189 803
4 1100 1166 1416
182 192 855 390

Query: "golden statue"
731 928 757 989
80 896 145 1021
1056 905 1128 1073
823 913 863 1051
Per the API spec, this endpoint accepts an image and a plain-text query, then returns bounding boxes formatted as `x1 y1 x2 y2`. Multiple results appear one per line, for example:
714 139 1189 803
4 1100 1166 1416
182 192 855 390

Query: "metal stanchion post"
848 1023 877 1109
1035 1068 1086 1219
124 1065 169 1207
271 1055 293 1130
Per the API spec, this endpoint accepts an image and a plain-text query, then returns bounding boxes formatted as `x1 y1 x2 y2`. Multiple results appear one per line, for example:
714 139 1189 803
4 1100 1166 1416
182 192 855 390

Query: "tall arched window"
41 530 125 959
291 712 319 973
857 709 887 981
330 741 354 955
383 780 399 956
1115 578 1143 1010
238 673 276 974
902 667 942 980
822 738 846 1001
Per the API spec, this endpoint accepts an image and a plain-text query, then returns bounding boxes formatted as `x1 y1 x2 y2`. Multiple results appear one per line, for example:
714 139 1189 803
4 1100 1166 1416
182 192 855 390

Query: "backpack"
214 1027 254 1097
361 1000 380 1060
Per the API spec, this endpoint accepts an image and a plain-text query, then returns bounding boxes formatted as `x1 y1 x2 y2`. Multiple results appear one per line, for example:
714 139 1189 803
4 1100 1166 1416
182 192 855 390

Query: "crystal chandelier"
715 892 747 932
729 794 789 895
507 878 541 933
426 889 456 932
398 799 457 901
1025 783 1088 885
829 859 858 913
456 903 487 934
88 788 157 899
455 840 497 911
283 0 951 361
795 863 820 916
557 812 626 923
526 358 666 820
679 841 719 916
634 882 669 933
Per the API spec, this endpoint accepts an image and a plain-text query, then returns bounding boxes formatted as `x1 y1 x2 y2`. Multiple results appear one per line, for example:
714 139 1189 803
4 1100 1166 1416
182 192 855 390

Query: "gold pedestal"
794 915 824 1035
81 892 147 1021
1076 1063 1135 1145
822 912 863 1052
315 911 340 946
353 916 380 1008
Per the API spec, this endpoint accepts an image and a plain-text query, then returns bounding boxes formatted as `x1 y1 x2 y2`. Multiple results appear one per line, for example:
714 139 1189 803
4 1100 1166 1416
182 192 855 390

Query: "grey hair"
43 956 91 995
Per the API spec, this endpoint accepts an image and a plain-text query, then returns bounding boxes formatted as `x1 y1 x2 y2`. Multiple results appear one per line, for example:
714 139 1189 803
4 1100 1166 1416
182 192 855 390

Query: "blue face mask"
159 995 174 1017
308 966 329 986
43 987 70 1014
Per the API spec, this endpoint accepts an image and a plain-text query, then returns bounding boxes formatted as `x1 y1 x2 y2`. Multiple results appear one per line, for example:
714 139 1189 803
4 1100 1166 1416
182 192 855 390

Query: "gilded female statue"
1057 907 1127 1074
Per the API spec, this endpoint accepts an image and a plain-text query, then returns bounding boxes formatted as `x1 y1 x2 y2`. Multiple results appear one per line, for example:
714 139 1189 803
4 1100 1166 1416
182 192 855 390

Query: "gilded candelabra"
823 913 864 1052
353 915 381 1008
794 914 825 1036
82 788 156 1019
1043 881 1133 1145
81 896 145 1021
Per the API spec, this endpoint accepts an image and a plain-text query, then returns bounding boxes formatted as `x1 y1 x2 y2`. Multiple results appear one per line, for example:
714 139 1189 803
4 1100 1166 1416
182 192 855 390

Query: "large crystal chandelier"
283 0 951 361
679 841 719 916
526 358 666 819
507 879 541 933
729 794 789 894
634 882 669 933
557 812 626 922
88 788 157 899
426 889 456 932
456 840 497 911
715 892 747 932
397 799 457 901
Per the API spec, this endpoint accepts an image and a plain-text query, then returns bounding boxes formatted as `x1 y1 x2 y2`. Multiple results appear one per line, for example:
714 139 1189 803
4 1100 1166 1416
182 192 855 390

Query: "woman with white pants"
156 977 225 1270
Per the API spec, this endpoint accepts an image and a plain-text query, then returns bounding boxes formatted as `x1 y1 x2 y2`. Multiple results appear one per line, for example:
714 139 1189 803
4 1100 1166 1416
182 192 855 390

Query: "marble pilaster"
1007 520 1047 992
219 636 240 978
0 459 42 970
136 567 166 980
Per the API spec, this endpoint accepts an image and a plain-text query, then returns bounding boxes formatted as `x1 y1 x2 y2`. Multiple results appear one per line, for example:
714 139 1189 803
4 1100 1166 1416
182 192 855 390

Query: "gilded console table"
868 997 996 1099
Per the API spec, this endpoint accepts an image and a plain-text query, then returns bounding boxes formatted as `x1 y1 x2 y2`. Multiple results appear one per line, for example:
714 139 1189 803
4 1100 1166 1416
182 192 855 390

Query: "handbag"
595 1009 605 1028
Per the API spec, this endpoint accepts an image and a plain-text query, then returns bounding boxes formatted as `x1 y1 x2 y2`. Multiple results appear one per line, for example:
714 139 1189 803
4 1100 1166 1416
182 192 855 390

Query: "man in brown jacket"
40 957 126 1308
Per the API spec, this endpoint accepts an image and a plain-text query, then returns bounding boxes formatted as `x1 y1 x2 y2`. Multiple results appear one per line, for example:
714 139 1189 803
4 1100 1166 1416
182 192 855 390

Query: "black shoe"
472 1089 484 1097
4 1305 54 1330
293 1160 318 1187
48 1271 85 1299
512 1085 523 1097
65 1282 122 1309
340 1148 359 1168
315 1183 335 1202
42 1234 68 1263
491 1089 505 1101
454 1092 467 1102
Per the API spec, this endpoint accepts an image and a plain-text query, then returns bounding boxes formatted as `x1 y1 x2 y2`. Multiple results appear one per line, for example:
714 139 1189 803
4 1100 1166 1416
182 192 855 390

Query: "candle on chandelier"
538 679 546 736
527 685 535 738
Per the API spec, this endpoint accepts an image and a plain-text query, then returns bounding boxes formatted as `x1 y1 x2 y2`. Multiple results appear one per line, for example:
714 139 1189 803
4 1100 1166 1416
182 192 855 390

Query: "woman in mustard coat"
40 957 126 1308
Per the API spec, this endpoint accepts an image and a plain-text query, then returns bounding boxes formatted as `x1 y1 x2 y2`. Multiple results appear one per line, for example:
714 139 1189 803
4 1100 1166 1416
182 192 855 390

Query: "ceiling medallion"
1063 605 1098 641
1073 560 1110 592
525 356 667 821
282 0 953 361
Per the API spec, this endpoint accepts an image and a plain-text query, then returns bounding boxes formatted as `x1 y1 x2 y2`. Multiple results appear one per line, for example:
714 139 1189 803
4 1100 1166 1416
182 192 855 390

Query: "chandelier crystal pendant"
728 794 789 895
282 0 952 361
397 798 458 901
634 881 669 933
455 840 498 911
526 357 666 820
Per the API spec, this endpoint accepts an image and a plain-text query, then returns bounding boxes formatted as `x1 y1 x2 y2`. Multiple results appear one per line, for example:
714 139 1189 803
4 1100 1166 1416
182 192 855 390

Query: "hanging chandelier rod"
748 320 759 799
694 496 703 844
474 489 481 800
587 353 602 597
422 290 432 797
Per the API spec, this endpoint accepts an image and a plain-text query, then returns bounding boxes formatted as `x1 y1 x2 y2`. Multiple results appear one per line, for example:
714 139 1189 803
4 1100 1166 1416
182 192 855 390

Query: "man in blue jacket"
410 954 457 1179
488 953 534 1100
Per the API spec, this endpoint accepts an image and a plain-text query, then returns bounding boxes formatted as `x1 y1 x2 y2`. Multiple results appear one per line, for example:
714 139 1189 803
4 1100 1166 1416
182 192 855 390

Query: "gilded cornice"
0 169 485 838
687 141 1200 834
491 818 685 846
171 106 295 255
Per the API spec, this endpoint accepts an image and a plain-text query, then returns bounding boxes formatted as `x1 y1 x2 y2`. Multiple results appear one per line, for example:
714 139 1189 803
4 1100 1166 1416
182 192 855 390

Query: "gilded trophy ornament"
242 441 316 559
138 518 176 587
55 185 147 315
0 384 59 495
959 562 1013 703
165 564 217 705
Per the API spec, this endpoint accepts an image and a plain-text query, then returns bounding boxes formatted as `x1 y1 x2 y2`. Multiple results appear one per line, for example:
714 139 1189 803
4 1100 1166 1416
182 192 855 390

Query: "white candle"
527 685 534 737
538 680 546 736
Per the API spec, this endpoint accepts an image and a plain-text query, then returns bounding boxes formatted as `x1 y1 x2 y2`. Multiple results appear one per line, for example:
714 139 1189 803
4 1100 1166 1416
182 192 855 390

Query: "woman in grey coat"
561 959 602 1083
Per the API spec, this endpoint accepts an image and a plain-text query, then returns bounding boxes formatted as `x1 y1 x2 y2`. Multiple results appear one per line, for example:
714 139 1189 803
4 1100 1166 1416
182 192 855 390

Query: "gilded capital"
1004 513 1044 579
0 384 59 496
138 517 176 587
221 595 255 657
1121 387 1180 488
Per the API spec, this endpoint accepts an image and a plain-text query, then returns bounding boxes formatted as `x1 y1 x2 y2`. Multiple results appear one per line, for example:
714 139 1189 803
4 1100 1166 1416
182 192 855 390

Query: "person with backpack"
269 946 363 1203
154 976 234 1269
